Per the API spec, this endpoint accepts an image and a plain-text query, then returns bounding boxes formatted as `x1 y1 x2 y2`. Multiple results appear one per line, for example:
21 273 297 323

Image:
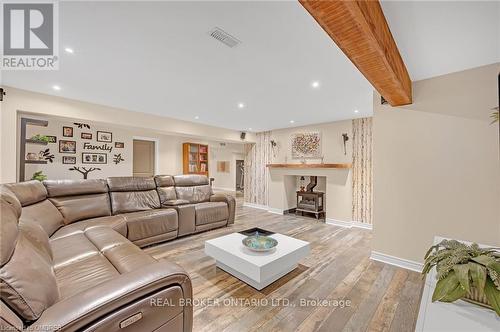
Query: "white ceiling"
3 2 498 132
381 0 500 81
1 1 373 132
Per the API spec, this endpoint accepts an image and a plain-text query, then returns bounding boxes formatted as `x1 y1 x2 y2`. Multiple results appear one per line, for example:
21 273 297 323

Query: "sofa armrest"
210 194 236 225
29 260 192 332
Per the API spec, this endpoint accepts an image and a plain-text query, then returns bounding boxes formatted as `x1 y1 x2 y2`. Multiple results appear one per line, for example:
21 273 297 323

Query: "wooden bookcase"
182 143 209 176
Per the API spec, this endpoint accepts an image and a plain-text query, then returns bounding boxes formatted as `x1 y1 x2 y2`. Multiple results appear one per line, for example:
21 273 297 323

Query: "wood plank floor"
145 198 424 332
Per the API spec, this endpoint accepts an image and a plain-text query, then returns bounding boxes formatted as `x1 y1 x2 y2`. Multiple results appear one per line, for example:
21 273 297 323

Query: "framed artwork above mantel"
291 132 322 159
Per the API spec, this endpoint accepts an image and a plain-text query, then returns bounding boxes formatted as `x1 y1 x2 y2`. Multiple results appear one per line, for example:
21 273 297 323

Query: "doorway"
236 159 244 193
133 139 156 177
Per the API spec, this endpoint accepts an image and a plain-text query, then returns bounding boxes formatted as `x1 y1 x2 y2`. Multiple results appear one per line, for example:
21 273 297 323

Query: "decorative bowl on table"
242 231 278 252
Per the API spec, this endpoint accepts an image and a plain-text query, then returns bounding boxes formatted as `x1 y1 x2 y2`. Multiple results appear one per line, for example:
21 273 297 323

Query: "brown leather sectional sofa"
0 175 235 331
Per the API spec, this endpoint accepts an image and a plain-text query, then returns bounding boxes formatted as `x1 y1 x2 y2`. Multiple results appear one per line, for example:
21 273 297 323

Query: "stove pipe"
306 176 317 192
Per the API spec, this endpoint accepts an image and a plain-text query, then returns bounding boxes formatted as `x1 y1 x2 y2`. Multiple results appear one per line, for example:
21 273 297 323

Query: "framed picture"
115 142 124 148
291 132 322 159
97 131 112 143
82 152 107 164
62 156 76 164
59 140 76 154
46 135 57 143
63 126 73 137
81 132 92 140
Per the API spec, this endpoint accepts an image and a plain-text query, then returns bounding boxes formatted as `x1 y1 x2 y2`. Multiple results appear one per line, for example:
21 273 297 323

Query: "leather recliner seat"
1 174 235 331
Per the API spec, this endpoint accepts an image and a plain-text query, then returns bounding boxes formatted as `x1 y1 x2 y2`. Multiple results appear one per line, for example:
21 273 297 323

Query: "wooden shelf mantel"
266 163 352 169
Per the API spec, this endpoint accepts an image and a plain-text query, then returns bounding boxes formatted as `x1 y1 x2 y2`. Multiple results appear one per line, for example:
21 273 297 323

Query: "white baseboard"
267 207 284 215
370 251 423 273
242 202 269 211
325 218 373 230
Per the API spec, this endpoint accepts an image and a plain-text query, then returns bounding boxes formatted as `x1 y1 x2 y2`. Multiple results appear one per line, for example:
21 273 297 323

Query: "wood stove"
295 176 325 219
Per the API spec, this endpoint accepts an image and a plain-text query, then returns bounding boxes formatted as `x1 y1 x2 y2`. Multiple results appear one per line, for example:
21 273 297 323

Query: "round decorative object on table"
242 231 278 252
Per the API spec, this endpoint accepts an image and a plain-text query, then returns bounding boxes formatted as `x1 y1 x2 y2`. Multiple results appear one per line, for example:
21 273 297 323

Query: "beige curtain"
244 131 272 206
352 117 373 224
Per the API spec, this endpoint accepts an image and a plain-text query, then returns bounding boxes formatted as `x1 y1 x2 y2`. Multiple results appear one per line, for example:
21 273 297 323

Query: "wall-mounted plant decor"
113 153 124 164
73 122 91 129
97 131 112 143
46 135 57 143
81 132 92 140
63 126 73 137
69 166 101 179
291 132 321 159
82 152 107 164
39 148 54 163
30 134 50 143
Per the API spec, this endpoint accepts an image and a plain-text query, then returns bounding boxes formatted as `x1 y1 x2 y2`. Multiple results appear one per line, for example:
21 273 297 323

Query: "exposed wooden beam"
299 0 412 106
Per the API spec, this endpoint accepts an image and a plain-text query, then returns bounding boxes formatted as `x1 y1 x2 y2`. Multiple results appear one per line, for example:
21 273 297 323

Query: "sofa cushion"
5 181 47 207
194 202 229 226
55 253 118 300
173 175 212 203
19 222 53 261
107 177 161 214
122 209 178 243
51 227 156 299
175 186 212 204
0 233 59 321
19 199 64 237
107 177 156 191
50 215 127 240
49 193 112 225
44 179 111 224
44 179 108 197
110 190 160 214
173 175 209 186
154 175 175 187
157 187 178 205
0 196 19 267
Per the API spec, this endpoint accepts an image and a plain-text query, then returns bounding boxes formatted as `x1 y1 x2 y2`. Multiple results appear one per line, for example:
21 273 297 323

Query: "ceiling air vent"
209 27 241 48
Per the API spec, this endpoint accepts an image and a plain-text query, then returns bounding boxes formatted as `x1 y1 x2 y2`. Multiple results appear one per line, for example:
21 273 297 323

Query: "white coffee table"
204 231 310 290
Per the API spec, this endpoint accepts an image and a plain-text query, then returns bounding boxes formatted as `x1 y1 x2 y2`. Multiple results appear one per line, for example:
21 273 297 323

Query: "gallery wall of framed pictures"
23 115 132 180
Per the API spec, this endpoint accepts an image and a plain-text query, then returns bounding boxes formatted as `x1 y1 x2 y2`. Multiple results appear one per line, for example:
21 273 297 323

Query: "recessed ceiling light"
52 85 61 91
290 120 295 124
354 109 359 113
194 116 199 120
238 102 245 109
64 47 74 54
311 81 320 88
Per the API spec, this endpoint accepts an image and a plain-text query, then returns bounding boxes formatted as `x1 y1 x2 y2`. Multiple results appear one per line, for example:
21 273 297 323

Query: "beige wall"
0 87 251 183
373 63 500 263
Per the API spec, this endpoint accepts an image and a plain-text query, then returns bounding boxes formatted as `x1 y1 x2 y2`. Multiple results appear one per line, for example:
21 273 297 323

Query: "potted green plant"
422 239 500 316
30 134 50 143
31 171 47 182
